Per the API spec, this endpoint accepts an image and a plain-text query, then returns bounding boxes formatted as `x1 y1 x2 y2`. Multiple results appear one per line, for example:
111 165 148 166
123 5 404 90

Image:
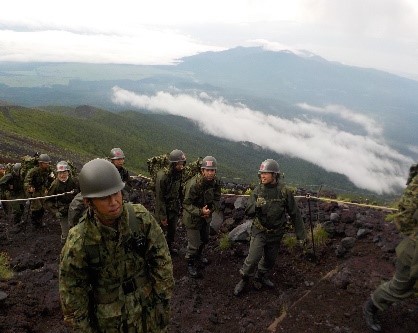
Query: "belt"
253 218 279 234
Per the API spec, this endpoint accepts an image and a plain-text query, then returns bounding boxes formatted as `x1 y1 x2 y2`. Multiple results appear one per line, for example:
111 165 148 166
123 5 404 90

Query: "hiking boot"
234 276 248 296
187 260 199 278
254 272 275 289
363 299 381 332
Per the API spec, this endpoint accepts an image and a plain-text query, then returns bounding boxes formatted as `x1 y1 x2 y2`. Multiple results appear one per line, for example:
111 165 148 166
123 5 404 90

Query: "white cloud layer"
111 87 413 194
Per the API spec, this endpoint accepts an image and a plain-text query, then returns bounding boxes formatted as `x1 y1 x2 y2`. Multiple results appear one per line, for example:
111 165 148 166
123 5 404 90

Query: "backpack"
65 160 79 178
146 154 203 191
146 154 170 191
20 154 40 181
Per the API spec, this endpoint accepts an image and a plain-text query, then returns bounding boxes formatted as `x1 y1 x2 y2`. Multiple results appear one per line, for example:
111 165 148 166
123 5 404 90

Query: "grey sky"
1 0 418 79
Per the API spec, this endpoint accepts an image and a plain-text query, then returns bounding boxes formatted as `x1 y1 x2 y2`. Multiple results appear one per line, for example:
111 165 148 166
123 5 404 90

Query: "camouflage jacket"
44 177 79 216
246 181 306 240
182 174 221 229
154 167 183 221
394 174 418 237
24 166 54 194
59 203 174 333
0 172 25 199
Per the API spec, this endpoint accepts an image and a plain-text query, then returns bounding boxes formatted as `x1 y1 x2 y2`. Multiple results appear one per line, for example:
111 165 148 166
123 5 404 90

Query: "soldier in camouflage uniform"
155 149 186 255
363 163 418 332
24 153 55 227
59 158 174 333
0 163 25 224
45 161 79 244
182 156 221 278
109 148 132 202
234 159 306 296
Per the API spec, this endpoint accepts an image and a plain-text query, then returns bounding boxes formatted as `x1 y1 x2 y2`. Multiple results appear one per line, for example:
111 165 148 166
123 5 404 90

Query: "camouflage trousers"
371 237 417 311
185 219 210 259
239 229 283 277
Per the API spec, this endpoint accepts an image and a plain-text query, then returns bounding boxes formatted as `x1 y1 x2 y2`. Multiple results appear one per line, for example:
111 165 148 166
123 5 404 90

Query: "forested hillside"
0 104 393 200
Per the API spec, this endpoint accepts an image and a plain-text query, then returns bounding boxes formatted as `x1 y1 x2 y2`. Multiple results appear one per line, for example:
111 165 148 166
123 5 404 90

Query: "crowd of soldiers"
1 150 416 332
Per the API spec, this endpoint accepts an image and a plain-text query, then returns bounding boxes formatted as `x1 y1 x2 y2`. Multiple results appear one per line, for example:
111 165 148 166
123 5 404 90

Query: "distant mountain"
0 104 384 199
0 46 416 152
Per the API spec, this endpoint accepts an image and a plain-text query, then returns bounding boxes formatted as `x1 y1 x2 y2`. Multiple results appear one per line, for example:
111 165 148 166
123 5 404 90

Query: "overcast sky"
2 0 418 80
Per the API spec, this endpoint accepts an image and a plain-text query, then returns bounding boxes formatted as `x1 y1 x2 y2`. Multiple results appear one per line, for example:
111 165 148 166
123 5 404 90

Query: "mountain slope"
0 104 378 198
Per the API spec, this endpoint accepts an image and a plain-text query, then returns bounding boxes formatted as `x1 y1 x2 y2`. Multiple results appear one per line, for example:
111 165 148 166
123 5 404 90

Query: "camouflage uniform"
116 166 133 202
45 176 79 242
0 171 25 223
155 167 183 251
240 181 306 278
24 165 54 225
182 174 221 259
59 203 174 333
370 173 418 311
67 192 85 228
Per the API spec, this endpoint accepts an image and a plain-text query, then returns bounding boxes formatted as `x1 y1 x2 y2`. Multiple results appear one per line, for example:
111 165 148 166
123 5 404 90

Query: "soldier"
363 163 418 332
109 147 132 201
59 158 174 332
0 163 25 224
44 161 79 244
23 153 54 227
182 156 221 278
234 159 306 296
155 149 186 255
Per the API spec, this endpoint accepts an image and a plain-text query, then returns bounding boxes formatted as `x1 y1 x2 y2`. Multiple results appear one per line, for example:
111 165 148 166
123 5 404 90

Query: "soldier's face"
260 172 275 184
202 168 216 181
91 191 123 225
57 171 69 182
174 161 185 172
39 162 50 170
112 158 125 168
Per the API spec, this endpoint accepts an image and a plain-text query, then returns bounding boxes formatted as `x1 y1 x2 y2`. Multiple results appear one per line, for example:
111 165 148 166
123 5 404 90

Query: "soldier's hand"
201 205 211 218
27 186 35 193
160 218 168 226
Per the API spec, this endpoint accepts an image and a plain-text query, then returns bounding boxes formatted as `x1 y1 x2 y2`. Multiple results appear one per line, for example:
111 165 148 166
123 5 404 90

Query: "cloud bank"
111 87 413 194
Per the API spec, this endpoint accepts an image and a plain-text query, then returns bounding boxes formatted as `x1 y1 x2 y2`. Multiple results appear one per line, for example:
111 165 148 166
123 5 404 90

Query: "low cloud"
111 87 413 194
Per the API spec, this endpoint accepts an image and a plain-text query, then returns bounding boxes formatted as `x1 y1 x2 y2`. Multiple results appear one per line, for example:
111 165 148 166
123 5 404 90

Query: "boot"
187 259 199 278
197 245 209 265
363 298 381 332
234 276 248 296
254 272 275 289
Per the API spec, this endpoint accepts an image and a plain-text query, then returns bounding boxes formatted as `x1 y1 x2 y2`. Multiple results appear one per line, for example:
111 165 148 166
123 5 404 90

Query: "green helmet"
109 148 125 160
169 149 186 163
201 156 217 170
79 159 125 198
38 154 51 163
259 159 280 174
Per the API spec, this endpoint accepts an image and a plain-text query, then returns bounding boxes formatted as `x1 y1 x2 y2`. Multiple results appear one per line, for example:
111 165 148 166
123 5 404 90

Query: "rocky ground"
0 194 417 333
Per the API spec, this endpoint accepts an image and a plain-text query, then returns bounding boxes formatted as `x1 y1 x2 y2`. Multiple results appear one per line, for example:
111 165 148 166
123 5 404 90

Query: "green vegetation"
311 224 329 247
218 233 232 251
0 252 13 280
0 104 399 198
282 234 298 252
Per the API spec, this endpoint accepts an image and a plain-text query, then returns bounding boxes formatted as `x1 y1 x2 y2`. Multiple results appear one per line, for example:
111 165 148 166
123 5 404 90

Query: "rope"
0 190 76 203
223 193 398 211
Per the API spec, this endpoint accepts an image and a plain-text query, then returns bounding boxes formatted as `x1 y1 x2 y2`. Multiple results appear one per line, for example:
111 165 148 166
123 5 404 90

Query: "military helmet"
56 161 70 172
201 156 217 170
109 148 125 160
259 159 280 174
12 163 21 174
79 159 125 198
169 149 186 163
38 154 51 163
